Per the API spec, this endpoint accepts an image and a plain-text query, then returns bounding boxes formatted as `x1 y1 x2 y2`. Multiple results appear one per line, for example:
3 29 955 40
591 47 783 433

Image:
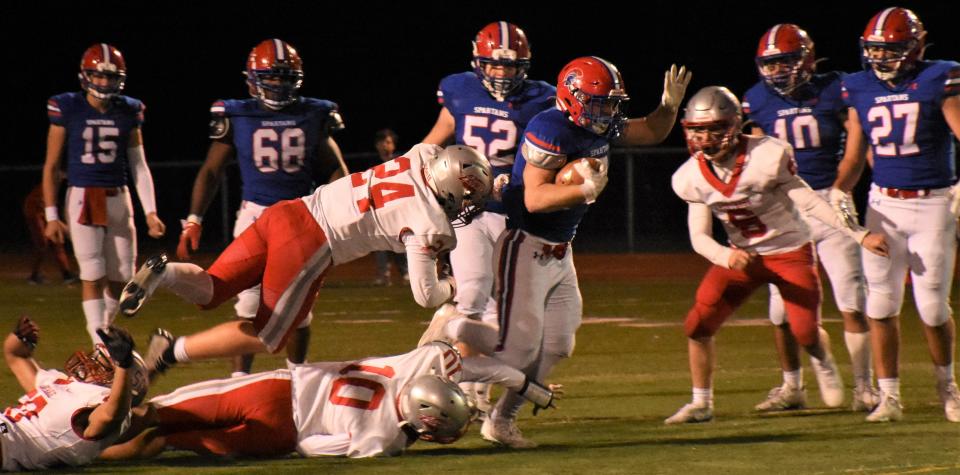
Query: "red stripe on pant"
495 229 525 352
684 243 821 346
157 377 296 457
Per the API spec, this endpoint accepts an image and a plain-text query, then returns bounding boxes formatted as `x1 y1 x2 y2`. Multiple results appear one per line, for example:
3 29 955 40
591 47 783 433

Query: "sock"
783 369 802 389
844 331 873 389
161 263 214 305
82 299 106 345
165 337 191 364
693 387 713 406
103 294 119 326
934 363 956 386
878 378 900 399
231 371 248 378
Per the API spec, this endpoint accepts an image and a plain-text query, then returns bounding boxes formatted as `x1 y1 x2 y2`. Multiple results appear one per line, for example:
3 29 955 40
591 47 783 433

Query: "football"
555 158 602 185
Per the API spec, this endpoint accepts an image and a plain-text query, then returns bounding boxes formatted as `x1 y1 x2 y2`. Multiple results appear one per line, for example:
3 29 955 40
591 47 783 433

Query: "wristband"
44 206 59 222
186 214 203 225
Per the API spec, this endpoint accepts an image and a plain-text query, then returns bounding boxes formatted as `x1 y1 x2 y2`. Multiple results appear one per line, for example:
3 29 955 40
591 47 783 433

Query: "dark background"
4 1 957 253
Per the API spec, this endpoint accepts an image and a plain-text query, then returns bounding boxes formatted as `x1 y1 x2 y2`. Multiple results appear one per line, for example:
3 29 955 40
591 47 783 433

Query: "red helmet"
755 24 816 96
471 22 531 101
860 7 926 82
78 43 127 100
64 345 115 387
556 56 629 138
246 39 304 110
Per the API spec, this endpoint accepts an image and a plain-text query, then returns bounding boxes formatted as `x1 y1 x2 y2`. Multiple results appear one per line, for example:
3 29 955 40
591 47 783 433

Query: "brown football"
555 158 601 185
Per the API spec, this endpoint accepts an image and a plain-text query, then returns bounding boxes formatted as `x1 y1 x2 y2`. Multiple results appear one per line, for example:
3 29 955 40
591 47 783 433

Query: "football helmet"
472 21 531 101
65 346 149 405
755 24 816 96
425 145 493 226
78 43 127 100
397 374 473 444
860 7 926 82
246 39 304 110
681 86 743 161
556 56 630 138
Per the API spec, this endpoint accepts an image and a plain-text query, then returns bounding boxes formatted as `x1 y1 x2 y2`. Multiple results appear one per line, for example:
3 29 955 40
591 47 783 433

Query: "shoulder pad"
326 110 345 134
209 116 231 140
522 140 567 170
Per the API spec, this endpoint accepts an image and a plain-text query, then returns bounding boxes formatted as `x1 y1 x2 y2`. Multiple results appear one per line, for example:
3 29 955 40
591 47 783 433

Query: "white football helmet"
681 86 743 161
398 374 473 444
425 145 493 226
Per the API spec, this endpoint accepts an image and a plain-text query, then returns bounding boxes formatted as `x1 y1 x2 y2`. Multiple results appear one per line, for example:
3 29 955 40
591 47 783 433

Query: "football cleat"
418 303 460 347
811 354 845 408
664 402 714 425
481 416 537 449
865 394 903 422
754 383 806 412
119 254 168 317
144 328 177 379
938 381 960 423
852 386 880 412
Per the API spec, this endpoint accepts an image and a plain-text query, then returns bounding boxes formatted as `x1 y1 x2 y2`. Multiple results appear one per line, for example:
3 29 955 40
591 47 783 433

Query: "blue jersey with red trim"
47 92 144 187
437 72 555 213
213 97 341 206
504 108 609 243
743 72 847 190
842 60 960 189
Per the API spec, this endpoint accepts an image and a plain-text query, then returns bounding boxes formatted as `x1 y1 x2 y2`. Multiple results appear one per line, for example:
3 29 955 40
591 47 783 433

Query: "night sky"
4 1 958 250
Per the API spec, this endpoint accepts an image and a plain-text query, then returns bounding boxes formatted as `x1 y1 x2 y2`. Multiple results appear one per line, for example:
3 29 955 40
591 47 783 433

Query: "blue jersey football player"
421 22 555 419
175 39 346 376
41 43 166 347
744 24 874 413
834 7 960 423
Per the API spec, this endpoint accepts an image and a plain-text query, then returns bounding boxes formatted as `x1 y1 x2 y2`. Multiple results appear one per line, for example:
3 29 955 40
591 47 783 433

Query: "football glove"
177 217 202 260
96 327 136 369
12 315 38 350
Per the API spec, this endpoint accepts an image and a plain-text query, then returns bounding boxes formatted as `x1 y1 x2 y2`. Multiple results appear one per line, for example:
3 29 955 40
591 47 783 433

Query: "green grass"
2 261 959 474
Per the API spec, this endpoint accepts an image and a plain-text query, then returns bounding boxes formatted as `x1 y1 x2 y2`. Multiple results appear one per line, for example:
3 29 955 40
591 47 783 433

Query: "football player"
422 57 693 447
100 342 561 459
1 316 147 470
421 22 556 416
743 24 876 412
833 7 960 422
42 44 166 346
665 86 889 424
119 144 492 378
174 39 346 378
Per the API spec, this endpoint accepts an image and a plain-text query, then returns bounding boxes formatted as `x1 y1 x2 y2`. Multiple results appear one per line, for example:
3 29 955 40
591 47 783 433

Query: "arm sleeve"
688 202 733 268
127 144 157 215
403 235 454 308
781 175 868 243
297 433 352 457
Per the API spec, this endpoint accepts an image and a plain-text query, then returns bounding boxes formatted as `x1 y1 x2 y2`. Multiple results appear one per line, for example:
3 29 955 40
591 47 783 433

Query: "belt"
541 243 569 260
879 187 931 199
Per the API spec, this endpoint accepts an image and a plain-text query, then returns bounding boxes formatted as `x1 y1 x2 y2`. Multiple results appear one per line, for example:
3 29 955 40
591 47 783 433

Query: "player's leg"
231 285 261 376
759 284 807 411
103 191 136 326
66 186 109 346
666 265 757 424
862 192 909 421
816 224 875 410
905 194 959 422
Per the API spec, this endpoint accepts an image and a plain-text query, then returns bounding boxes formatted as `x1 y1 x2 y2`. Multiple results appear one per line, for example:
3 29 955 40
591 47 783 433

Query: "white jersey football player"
665 86 888 424
118 144 492 377
100 343 561 459
1 317 146 471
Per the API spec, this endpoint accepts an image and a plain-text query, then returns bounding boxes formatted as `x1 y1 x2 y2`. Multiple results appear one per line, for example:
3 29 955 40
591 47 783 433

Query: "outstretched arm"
618 65 692 146
84 327 137 440
4 316 40 393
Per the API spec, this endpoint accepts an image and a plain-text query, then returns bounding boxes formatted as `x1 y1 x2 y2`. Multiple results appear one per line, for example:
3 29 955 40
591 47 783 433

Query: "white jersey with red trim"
290 342 462 458
672 135 811 255
0 369 129 471
303 143 456 265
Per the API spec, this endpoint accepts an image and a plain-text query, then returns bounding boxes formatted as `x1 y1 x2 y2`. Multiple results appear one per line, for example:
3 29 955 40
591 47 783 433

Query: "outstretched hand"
96 327 136 369
662 64 693 110
13 315 39 350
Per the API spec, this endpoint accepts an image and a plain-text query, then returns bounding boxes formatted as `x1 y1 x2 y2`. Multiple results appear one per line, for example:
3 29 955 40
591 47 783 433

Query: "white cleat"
754 384 806 412
865 394 903 422
481 417 537 449
664 402 714 425
119 254 168 317
144 328 177 380
851 386 880 412
418 303 460 347
937 382 960 423
811 354 845 408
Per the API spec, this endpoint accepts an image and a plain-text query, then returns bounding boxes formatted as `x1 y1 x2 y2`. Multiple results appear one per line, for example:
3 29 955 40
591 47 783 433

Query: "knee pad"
918 300 952 327
76 255 106 282
684 303 721 340
234 287 260 319
865 291 900 320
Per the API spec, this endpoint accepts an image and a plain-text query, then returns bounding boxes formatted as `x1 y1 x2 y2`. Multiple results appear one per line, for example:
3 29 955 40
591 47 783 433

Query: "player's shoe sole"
418 303 459 347
120 254 168 317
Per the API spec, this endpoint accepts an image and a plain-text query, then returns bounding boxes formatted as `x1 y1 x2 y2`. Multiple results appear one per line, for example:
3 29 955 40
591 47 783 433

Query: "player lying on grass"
99 342 561 460
1 316 147 471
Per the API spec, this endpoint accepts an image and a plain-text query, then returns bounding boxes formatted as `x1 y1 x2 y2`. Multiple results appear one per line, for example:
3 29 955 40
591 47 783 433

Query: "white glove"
576 160 608 204
491 174 510 202
661 64 693 110
828 187 858 228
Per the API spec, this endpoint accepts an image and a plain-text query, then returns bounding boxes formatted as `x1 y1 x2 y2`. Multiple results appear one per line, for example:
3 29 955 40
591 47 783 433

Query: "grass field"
2 253 958 474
